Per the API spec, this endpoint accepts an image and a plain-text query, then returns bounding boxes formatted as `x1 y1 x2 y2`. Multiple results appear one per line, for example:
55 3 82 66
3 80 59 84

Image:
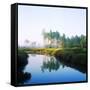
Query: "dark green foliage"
54 48 87 67
80 35 86 48
17 50 31 84
42 29 86 48
18 50 28 67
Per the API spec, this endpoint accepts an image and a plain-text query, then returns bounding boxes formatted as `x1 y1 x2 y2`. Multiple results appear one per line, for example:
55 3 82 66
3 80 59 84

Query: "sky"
18 5 86 47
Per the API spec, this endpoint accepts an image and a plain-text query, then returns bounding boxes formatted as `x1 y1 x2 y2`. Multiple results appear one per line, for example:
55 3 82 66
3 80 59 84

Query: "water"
22 54 86 85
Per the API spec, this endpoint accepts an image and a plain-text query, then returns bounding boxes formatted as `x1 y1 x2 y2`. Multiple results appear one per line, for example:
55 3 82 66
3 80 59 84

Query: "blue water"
23 54 86 85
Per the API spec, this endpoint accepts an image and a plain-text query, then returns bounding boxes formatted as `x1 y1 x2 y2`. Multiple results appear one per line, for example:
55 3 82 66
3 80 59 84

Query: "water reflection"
23 54 86 84
58 59 86 74
17 52 32 84
55 55 87 74
41 56 62 72
41 55 86 74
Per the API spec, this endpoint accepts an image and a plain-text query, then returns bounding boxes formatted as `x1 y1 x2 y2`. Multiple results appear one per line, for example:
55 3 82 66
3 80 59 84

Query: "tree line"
42 30 86 48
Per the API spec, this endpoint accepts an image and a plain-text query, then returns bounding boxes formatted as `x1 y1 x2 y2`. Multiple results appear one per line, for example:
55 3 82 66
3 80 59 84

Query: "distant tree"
25 39 29 44
31 42 36 48
74 35 81 47
80 35 86 48
42 29 86 48
24 39 30 47
65 37 71 48
61 34 66 48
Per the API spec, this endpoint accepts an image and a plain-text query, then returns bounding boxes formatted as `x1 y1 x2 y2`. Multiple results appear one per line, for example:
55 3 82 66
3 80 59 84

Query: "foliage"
42 30 86 48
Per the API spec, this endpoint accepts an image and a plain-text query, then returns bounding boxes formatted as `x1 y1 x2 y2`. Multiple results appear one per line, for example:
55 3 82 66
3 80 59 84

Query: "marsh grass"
18 47 86 67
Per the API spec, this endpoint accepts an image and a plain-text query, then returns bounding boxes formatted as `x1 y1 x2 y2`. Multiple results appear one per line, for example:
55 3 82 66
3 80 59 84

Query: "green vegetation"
17 50 31 84
18 47 86 55
18 50 28 67
42 30 86 48
18 47 86 68
53 47 86 66
18 47 63 55
18 30 87 71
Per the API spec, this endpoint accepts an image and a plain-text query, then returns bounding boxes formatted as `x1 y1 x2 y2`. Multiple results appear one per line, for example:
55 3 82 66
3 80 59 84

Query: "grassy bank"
18 47 87 67
18 48 63 55
18 47 86 55
54 48 87 66
18 50 29 67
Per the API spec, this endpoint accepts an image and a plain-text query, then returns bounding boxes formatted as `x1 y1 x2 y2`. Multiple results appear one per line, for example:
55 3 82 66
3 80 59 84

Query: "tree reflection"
55 56 86 74
41 55 86 74
41 56 63 72
17 51 32 84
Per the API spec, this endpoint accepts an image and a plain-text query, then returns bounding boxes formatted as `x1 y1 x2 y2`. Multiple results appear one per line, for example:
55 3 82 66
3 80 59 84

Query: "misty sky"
18 5 86 46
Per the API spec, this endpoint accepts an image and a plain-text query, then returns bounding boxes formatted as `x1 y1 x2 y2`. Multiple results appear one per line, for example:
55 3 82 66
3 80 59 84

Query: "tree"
61 34 66 48
42 29 51 47
80 35 86 48
42 29 86 48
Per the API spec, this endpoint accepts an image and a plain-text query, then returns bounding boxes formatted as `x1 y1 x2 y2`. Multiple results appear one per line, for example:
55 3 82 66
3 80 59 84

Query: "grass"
53 47 87 66
18 47 87 66
18 47 86 55
18 48 64 56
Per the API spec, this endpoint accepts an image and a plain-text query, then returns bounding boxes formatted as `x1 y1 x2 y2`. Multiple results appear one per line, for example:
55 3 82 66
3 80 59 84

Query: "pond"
22 54 86 85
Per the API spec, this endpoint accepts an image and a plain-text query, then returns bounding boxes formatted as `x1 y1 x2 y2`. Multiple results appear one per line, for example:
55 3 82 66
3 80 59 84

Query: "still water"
23 54 86 85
